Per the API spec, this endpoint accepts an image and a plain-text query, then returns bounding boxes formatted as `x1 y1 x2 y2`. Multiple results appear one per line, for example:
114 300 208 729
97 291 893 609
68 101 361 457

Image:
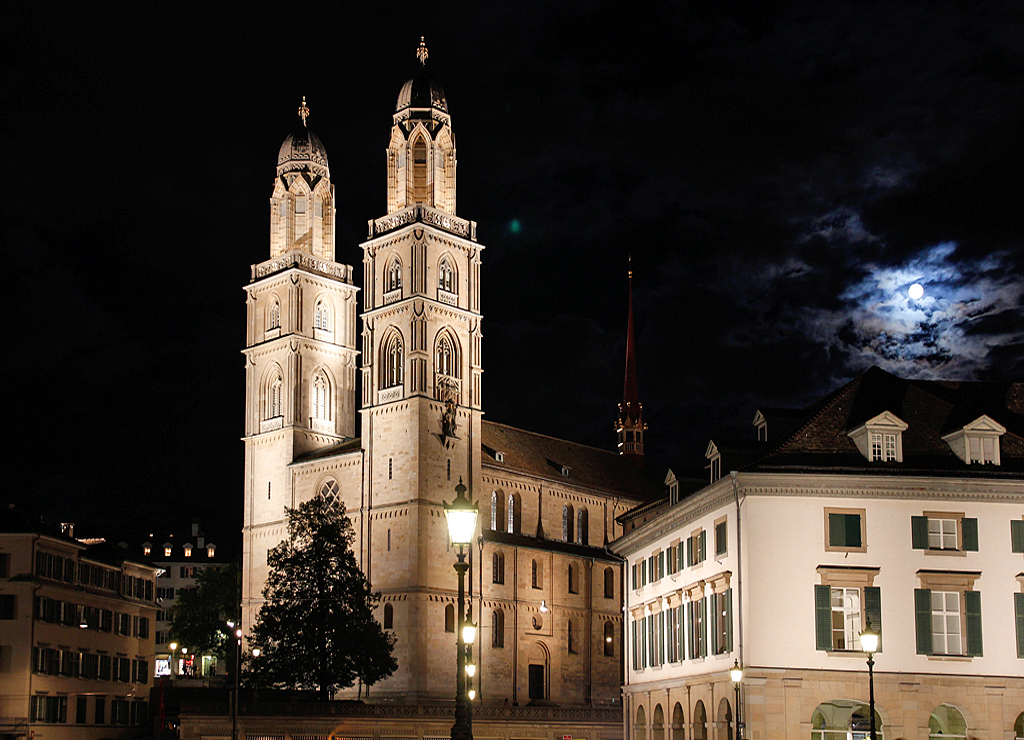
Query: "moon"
909 283 924 300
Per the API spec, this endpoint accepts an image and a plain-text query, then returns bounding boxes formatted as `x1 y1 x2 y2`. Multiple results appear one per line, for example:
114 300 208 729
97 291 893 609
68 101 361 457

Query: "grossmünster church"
240 38 659 718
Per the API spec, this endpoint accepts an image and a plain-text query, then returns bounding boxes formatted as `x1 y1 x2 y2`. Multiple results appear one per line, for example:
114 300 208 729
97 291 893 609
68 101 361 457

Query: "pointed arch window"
492 609 505 648
444 603 455 633
491 491 505 531
264 369 284 420
267 298 281 331
386 257 402 295
563 504 574 543
412 137 428 204
312 369 330 422
507 493 521 535
492 551 505 584
381 331 404 389
438 256 457 295
436 332 458 378
314 298 332 339
577 507 589 546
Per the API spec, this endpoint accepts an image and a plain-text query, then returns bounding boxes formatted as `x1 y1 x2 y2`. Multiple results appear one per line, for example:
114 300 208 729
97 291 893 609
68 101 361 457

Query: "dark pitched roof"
482 421 662 502
751 367 1024 475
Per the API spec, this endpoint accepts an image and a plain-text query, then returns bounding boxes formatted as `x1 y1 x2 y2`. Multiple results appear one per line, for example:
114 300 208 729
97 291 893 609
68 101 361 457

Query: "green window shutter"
911 516 929 549
815 585 832 651
725 588 733 652
700 530 707 561
1015 593 1024 659
964 590 983 657
962 518 979 552
864 586 882 653
710 593 719 655
677 604 685 661
700 597 708 657
659 551 665 579
828 513 845 547
915 589 932 655
687 537 693 567
846 514 862 548
1011 520 1024 553
686 601 693 659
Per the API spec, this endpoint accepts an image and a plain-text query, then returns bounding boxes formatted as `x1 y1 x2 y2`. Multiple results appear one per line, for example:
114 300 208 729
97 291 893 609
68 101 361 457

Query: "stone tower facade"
356 40 486 700
240 99 359 633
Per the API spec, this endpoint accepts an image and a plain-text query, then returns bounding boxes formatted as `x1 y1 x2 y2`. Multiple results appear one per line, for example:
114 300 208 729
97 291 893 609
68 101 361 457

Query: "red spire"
616 256 646 468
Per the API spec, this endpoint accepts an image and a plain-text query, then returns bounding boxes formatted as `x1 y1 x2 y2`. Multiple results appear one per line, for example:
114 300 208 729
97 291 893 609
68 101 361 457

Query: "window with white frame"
911 513 978 552
942 415 1004 466
931 591 962 655
847 410 907 463
914 571 982 657
815 566 881 653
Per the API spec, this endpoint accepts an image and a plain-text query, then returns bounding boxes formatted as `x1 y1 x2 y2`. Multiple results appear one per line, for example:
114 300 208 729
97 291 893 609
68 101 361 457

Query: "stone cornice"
250 253 355 284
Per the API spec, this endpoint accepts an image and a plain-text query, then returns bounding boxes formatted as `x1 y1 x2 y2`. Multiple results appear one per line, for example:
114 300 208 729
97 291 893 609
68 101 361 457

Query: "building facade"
612 368 1024 740
239 39 657 717
0 507 160 740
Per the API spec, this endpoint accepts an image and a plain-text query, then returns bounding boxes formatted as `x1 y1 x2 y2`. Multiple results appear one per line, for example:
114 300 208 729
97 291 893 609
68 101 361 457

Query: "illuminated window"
183 546 192 558
312 370 330 421
381 331 404 389
163 546 172 558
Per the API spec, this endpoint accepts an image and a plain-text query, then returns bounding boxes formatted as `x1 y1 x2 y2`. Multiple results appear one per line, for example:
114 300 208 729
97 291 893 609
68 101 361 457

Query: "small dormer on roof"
206 543 217 558
847 411 908 463
942 415 1005 466
753 410 768 442
706 440 722 483
665 469 680 504
163 542 173 557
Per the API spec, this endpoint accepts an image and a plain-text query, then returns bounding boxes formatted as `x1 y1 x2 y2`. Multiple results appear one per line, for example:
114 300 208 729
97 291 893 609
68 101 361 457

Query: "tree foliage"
169 563 239 662
248 492 396 699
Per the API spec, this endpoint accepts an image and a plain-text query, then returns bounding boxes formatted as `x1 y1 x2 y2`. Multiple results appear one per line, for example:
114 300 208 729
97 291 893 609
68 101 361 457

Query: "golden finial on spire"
628 252 633 279
416 36 429 66
298 96 309 127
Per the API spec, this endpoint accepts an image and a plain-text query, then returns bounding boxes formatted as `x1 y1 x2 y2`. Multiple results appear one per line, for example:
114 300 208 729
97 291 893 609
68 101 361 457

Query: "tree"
248 491 396 699
169 563 239 666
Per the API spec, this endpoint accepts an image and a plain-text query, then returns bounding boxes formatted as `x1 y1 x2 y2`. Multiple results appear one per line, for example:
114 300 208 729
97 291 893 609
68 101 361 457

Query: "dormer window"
847 411 907 463
183 546 192 558
753 410 768 442
561 466 570 477
942 415 1004 466
142 543 152 556
665 469 680 505
206 544 216 558
163 544 173 557
495 451 504 463
705 441 722 483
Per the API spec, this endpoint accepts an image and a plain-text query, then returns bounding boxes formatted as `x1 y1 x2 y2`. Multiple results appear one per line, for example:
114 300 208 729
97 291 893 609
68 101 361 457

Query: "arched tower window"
604 620 615 656
381 330 404 389
383 603 394 630
604 567 615 599
436 332 459 378
577 507 589 546
264 368 283 419
568 562 578 594
314 298 331 333
386 257 402 293
268 298 281 331
444 603 455 633
563 504 574 543
531 559 542 589
312 369 330 421
438 255 457 294
412 137 428 204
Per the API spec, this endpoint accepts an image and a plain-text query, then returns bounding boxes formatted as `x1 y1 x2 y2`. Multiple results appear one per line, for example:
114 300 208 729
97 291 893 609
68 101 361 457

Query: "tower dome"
277 97 329 178
395 37 448 114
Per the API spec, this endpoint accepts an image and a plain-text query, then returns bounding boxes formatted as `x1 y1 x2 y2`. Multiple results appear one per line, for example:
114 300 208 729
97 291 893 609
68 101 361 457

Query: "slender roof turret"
616 256 646 468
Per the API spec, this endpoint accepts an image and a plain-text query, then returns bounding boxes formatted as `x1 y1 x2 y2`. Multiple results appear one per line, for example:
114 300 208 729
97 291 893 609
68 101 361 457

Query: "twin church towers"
242 40 651 703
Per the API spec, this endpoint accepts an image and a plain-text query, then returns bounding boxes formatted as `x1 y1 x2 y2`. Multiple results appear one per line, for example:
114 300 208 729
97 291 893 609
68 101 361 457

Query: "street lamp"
730 660 743 740
231 626 243 740
860 620 879 740
444 478 478 740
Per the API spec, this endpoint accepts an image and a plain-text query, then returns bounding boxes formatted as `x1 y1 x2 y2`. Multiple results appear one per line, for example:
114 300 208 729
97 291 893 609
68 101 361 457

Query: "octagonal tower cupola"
270 97 336 260
387 38 457 215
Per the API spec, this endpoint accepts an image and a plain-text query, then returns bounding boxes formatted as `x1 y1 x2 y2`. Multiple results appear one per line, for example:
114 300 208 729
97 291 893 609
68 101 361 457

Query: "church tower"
240 99 359 629
357 39 485 700
615 258 646 467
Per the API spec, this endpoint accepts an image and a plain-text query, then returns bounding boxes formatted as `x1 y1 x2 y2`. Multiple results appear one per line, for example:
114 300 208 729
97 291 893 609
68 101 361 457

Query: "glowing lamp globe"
444 479 478 546
462 621 477 644
730 660 743 684
860 622 879 654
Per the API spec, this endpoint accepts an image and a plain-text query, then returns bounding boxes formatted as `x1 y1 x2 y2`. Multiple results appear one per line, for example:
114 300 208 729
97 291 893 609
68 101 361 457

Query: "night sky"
4 2 1022 531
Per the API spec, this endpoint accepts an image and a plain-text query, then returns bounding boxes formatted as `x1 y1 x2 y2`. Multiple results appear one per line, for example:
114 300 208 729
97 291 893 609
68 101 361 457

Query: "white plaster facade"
612 371 1024 740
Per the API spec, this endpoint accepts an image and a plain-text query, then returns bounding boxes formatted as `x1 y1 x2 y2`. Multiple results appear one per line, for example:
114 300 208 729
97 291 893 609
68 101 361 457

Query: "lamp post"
730 660 743 740
860 620 879 740
228 624 242 740
444 479 478 740
168 643 178 679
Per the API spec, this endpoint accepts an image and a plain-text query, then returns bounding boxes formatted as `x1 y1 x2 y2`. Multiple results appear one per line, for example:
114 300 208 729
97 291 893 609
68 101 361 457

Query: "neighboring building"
611 367 1024 740
120 521 235 681
238 37 658 729
0 505 160 740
